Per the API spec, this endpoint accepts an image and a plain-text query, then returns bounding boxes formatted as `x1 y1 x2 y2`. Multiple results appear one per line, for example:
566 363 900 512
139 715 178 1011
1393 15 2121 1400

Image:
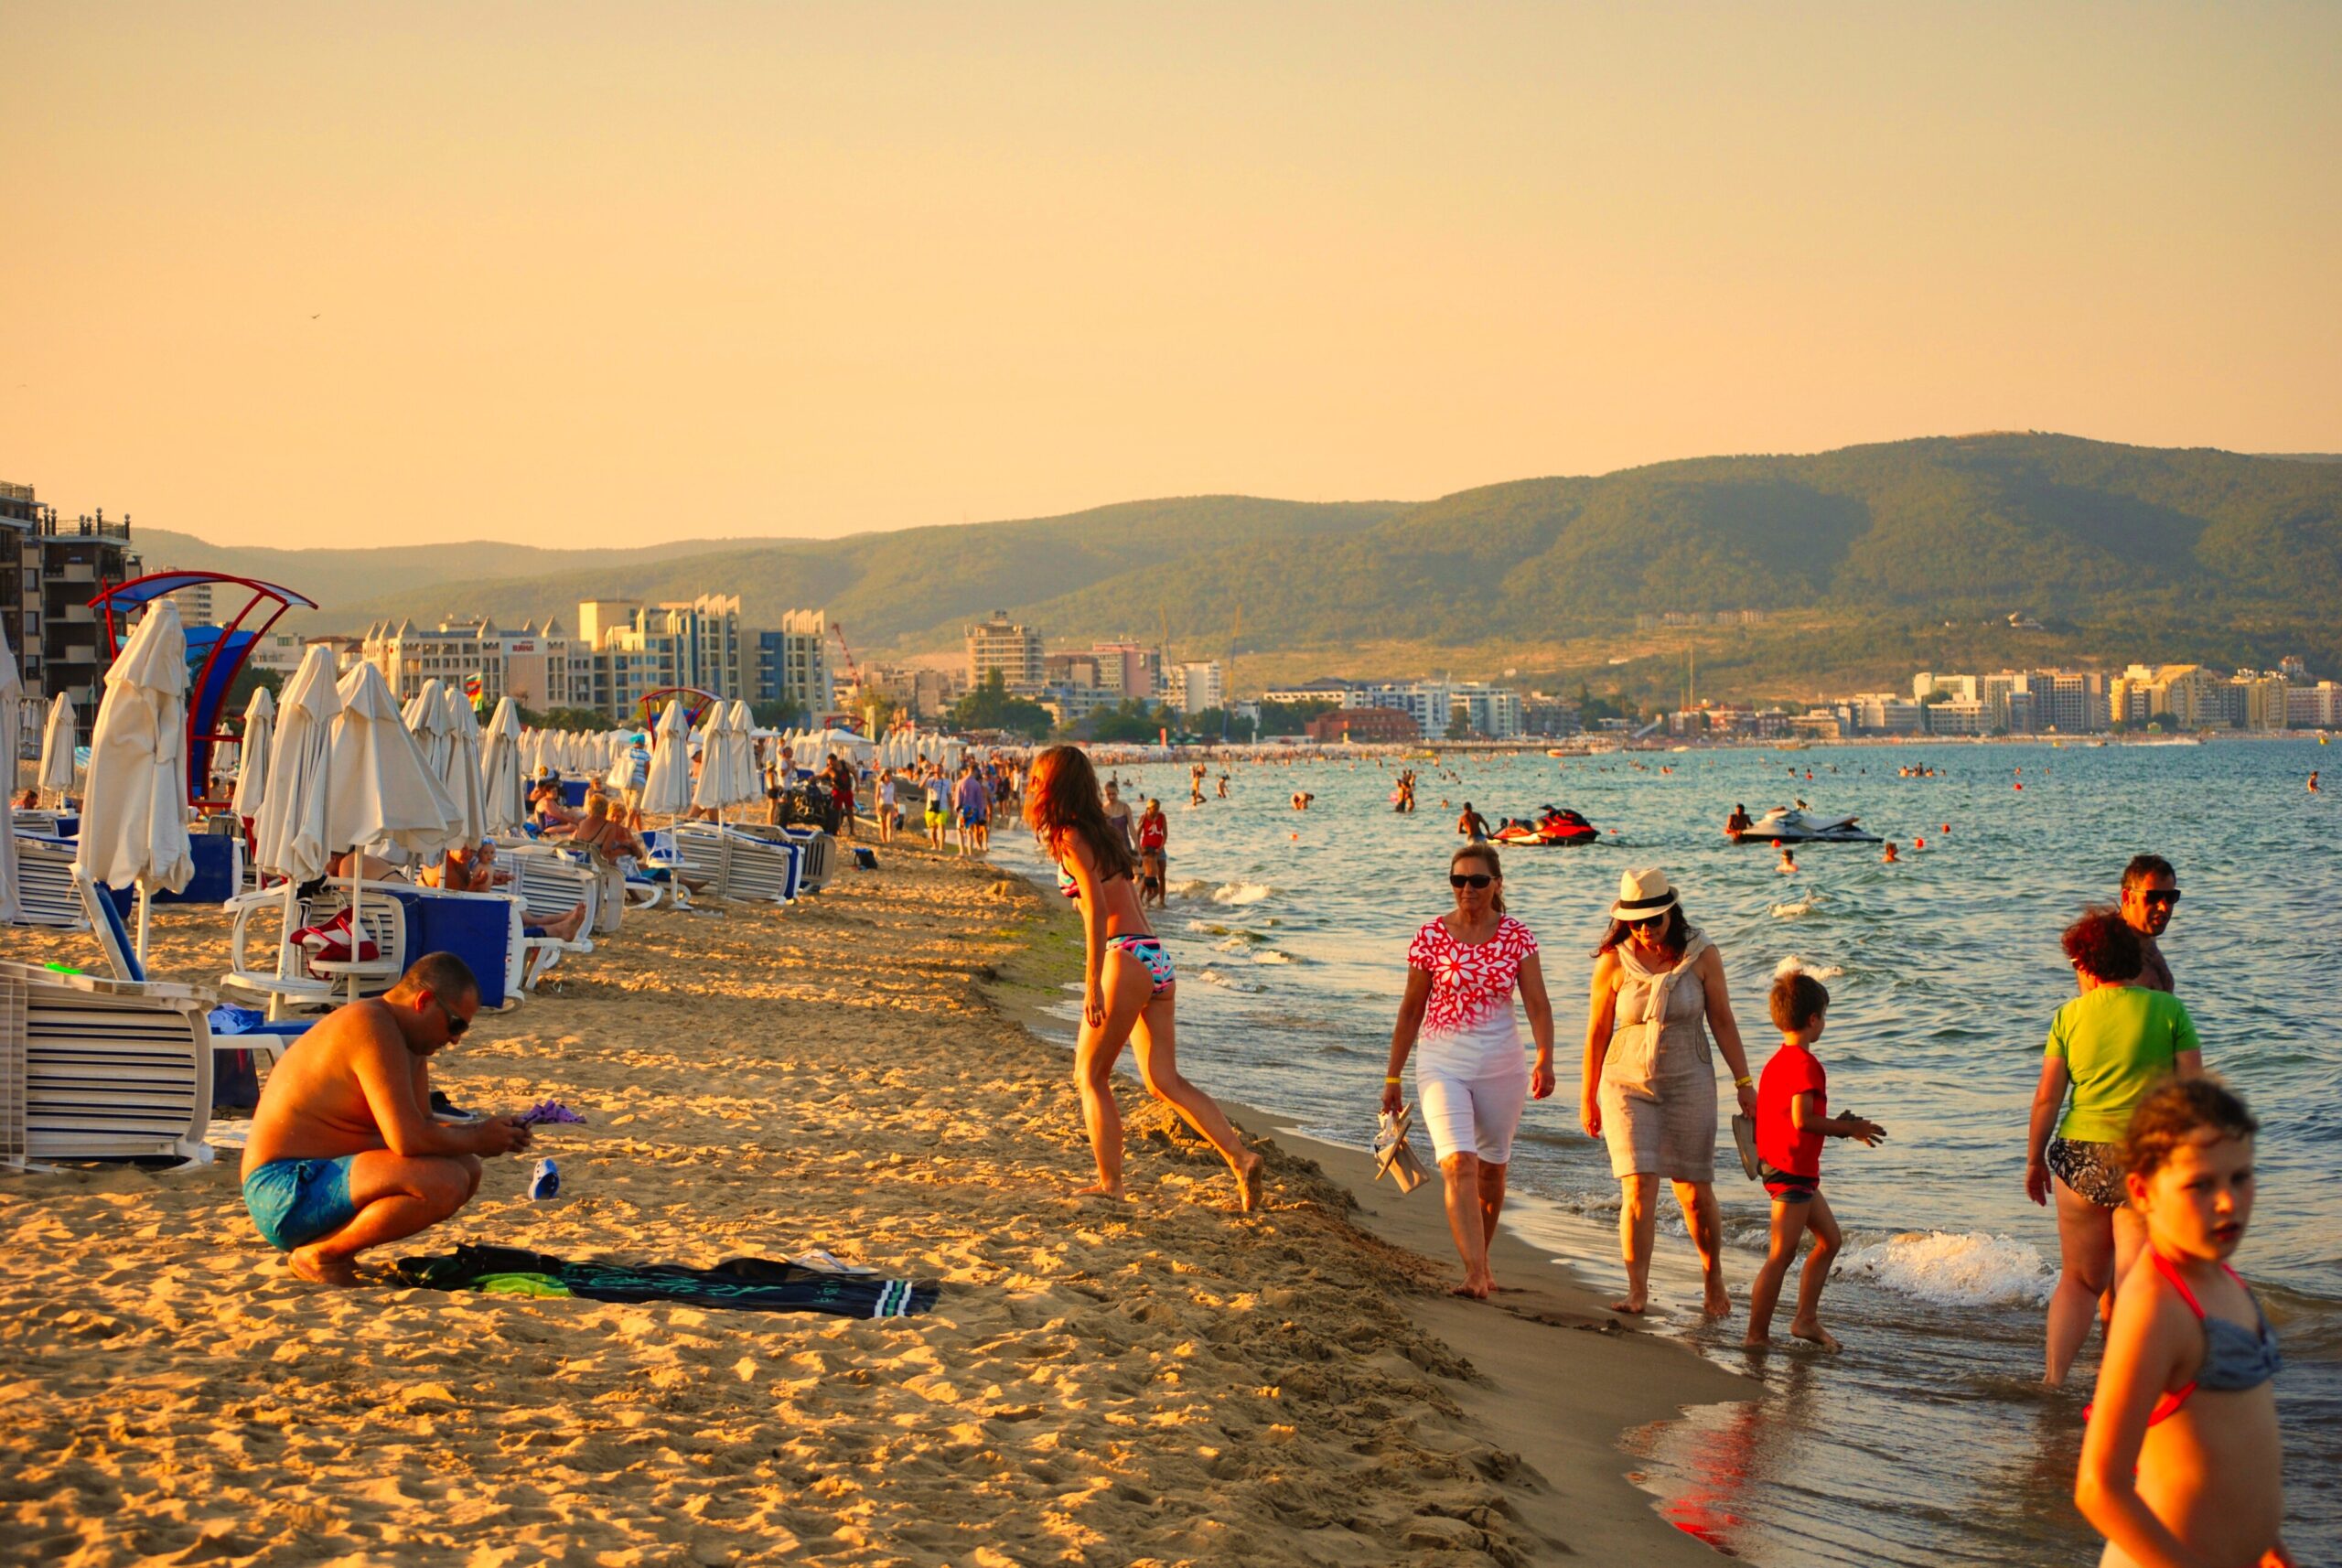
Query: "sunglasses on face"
2141 890 2181 908
428 993 470 1039
1449 873 1494 889
1628 913 1670 929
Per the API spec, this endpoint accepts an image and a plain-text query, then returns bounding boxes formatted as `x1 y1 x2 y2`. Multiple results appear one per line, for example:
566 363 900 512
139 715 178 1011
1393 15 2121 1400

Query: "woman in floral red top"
1381 843 1557 1298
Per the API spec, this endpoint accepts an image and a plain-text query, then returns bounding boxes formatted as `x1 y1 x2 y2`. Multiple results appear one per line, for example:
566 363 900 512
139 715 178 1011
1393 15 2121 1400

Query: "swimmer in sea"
1777 847 1798 875
1292 791 1314 811
1883 843 1899 865
2309 770 2320 794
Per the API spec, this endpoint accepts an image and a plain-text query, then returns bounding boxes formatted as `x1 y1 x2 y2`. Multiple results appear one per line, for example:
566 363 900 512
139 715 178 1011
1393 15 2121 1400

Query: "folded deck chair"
669 823 803 905
10 835 89 929
0 960 212 1164
75 869 310 1092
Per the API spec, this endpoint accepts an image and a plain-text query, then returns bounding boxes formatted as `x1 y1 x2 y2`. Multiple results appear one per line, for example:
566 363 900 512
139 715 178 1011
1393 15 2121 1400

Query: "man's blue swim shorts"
243 1155 360 1251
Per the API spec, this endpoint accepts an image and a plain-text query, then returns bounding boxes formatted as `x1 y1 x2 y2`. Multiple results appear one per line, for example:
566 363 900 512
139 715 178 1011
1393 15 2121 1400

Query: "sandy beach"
0 848 1742 1567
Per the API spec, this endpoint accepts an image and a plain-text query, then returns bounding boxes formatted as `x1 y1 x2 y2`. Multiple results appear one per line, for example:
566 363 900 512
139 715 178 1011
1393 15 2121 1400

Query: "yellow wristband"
1735 1076 1754 1089
1383 1076 1402 1084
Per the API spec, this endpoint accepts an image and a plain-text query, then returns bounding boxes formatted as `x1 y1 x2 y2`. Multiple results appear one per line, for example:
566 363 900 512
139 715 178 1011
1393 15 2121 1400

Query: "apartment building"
360 618 508 704
578 595 747 718
1163 660 1226 715
753 609 835 717
1 485 145 725
965 611 1044 688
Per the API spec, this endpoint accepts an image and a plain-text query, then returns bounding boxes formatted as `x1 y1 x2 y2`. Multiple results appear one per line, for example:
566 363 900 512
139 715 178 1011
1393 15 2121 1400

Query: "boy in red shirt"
1745 971 1886 1350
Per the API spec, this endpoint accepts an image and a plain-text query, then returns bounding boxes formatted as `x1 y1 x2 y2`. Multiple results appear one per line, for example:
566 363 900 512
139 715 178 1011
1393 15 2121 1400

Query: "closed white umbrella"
38 692 79 804
77 599 195 963
253 648 340 885
230 686 274 823
726 702 759 802
407 677 455 780
692 700 751 822
641 698 693 821
480 697 526 836
437 684 486 849
0 618 22 922
329 662 461 1001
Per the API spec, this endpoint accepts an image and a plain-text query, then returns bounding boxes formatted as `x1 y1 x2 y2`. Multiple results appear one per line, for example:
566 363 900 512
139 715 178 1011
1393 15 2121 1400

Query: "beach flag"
463 671 485 702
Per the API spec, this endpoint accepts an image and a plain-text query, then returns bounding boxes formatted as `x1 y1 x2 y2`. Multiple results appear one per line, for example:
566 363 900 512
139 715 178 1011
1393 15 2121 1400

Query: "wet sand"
0 848 1742 1565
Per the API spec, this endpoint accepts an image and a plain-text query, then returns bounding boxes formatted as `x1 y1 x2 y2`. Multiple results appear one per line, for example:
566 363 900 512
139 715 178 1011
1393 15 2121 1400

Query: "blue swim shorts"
243 1155 360 1251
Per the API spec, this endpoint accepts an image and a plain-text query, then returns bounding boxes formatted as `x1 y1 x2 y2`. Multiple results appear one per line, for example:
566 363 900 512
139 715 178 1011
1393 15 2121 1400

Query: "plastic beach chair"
8 835 89 929
0 959 213 1165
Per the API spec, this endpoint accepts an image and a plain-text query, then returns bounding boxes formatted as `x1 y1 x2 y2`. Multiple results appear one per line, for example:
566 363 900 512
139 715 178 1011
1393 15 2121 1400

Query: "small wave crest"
1212 881 1274 906
1774 953 1844 980
1771 896 1819 919
1168 878 1212 899
1838 1230 2055 1307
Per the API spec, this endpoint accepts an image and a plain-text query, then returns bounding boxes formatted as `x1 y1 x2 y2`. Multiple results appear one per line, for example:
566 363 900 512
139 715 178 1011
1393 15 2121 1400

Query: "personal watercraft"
1726 807 1881 845
1491 807 1599 846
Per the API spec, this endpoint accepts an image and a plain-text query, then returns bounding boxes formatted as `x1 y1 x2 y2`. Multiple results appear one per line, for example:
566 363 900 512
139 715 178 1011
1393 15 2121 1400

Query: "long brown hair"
1451 843 1505 915
1024 746 1136 882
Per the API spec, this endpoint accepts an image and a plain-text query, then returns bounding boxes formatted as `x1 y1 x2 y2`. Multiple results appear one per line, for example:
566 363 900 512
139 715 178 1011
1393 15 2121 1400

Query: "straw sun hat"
1609 866 1681 921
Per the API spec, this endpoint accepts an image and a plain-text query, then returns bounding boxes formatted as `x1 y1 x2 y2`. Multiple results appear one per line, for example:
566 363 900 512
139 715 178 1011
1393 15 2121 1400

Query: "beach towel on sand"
392 1244 939 1318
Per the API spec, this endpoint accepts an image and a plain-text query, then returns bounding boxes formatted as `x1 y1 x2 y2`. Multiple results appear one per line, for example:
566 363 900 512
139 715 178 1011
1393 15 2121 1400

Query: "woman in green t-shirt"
2025 908 2203 1387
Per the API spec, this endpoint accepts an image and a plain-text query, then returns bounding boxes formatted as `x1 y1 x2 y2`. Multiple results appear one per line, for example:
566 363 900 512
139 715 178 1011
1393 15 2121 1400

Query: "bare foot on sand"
1454 1270 1495 1300
287 1248 360 1286
1610 1289 1649 1316
1742 1331 1772 1349
1789 1320 1842 1352
1071 1183 1126 1201
1232 1154 1266 1213
1703 1279 1733 1318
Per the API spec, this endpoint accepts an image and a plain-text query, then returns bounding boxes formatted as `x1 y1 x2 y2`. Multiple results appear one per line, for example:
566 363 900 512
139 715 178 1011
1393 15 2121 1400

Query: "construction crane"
830 621 865 729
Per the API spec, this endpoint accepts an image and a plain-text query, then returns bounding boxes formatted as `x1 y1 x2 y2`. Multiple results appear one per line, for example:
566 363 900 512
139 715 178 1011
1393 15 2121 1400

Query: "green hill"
136 435 2342 701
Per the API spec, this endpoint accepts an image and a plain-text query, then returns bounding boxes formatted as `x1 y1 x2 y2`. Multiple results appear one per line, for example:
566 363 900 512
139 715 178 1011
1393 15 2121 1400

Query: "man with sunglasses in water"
242 953 532 1285
2118 854 2181 993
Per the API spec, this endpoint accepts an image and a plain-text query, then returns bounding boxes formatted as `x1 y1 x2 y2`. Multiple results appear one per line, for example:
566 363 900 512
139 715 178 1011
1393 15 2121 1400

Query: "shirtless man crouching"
241 952 532 1284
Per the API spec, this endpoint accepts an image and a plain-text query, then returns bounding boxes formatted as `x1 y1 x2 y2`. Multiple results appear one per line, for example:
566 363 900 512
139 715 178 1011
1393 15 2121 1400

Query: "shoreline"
983 855 1752 1565
0 843 1744 1566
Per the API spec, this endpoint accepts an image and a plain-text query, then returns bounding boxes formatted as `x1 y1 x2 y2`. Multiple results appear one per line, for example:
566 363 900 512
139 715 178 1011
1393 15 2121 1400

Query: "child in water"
1744 972 1885 1350
2076 1079 2290 1568
1776 846 1798 875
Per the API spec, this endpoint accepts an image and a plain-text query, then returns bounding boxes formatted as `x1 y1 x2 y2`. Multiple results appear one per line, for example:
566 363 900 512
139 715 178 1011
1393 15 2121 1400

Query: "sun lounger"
494 846 600 984
9 834 91 929
667 823 804 905
221 881 415 1013
0 960 213 1164
738 825 832 894
69 867 311 1098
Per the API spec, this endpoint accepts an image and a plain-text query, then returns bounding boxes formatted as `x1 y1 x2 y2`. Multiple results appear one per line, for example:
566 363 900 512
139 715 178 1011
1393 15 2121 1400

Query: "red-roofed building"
1307 706 1419 744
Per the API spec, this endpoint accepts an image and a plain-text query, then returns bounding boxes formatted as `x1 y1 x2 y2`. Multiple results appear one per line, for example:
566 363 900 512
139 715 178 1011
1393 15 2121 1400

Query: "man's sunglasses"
427 993 470 1039
1449 873 1494 889
2141 890 2182 908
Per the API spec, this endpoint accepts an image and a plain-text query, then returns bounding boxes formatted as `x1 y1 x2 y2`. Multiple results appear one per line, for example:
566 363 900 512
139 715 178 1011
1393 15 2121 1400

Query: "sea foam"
1211 881 1274 906
1838 1230 2055 1307
1773 954 1845 980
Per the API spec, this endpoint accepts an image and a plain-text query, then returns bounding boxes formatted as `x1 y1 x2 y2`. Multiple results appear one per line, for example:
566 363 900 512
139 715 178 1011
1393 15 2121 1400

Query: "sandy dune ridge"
0 852 1722 1566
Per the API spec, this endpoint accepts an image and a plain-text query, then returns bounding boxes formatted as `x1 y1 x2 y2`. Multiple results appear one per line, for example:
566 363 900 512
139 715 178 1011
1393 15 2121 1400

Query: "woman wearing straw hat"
1582 866 1761 1317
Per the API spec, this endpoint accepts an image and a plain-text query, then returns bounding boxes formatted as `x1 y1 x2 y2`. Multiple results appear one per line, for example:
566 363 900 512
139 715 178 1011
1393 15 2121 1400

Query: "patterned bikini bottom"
1105 934 1176 995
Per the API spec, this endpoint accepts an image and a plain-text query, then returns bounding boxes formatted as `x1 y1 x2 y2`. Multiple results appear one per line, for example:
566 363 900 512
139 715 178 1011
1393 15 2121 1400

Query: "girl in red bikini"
1025 746 1263 1211
2077 1079 2290 1568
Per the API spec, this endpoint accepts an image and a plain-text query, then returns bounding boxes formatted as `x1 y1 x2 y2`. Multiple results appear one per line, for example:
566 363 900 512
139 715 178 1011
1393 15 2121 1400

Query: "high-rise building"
577 595 747 720
0 484 144 726
753 609 835 718
966 611 1043 688
1090 642 1160 700
1450 683 1525 740
1163 661 1225 715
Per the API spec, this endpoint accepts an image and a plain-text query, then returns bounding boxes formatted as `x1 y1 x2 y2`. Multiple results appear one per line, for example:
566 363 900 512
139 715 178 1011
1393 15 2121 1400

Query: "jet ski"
1726 807 1881 844
1491 807 1599 846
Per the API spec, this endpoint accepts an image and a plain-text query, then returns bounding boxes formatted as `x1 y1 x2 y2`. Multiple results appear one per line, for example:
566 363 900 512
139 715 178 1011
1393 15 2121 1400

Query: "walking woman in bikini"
1026 745 1265 1211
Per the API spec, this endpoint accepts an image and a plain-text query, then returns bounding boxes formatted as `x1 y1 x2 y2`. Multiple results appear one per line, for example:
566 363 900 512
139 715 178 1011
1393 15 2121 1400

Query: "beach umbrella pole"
136 886 153 966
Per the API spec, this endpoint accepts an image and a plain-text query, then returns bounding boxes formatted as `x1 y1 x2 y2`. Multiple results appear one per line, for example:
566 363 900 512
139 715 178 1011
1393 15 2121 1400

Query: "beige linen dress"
1597 932 1720 1183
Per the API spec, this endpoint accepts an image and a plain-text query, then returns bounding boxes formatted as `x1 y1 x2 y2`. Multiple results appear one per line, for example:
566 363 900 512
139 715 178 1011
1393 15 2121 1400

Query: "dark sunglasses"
1449 873 1494 890
428 993 470 1039
1628 913 1671 929
2141 890 2181 908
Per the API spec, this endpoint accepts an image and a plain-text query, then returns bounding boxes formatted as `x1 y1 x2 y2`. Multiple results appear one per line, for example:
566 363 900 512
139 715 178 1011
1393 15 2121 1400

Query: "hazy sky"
5 2 2337 550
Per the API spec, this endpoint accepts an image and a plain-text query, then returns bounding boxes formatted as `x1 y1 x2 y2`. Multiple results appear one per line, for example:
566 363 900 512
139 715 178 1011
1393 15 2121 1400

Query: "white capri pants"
1413 1015 1531 1165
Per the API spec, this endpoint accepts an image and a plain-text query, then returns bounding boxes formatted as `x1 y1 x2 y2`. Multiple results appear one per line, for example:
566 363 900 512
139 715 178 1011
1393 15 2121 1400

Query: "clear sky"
4 2 2337 549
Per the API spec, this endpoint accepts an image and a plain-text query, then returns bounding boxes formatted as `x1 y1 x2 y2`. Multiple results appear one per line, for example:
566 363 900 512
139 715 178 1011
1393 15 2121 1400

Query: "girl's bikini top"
2137 1251 2282 1425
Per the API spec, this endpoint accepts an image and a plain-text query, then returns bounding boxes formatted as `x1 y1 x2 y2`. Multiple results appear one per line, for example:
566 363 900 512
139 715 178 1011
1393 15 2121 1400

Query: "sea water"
995 738 2341 1565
